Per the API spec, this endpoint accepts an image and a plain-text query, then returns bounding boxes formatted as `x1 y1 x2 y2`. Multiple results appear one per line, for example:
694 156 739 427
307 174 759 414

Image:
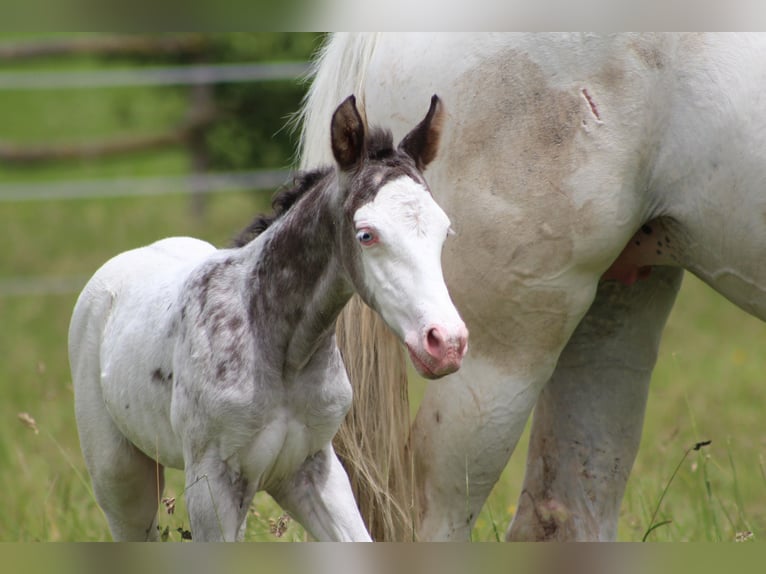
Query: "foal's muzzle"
407 323 468 379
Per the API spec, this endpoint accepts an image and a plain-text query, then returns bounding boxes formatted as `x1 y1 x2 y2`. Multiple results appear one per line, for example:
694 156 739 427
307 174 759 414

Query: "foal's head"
330 95 467 379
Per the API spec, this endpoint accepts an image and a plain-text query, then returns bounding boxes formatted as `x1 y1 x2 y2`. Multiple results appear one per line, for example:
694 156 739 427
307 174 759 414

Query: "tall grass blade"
42 428 95 504
642 440 711 542
701 453 722 542
725 440 751 531
485 502 502 543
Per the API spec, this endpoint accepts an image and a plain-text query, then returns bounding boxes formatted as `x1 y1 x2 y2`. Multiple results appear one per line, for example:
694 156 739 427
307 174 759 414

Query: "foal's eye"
356 228 378 246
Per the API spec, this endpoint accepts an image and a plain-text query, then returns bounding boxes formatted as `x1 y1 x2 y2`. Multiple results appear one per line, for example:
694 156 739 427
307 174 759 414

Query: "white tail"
299 33 416 541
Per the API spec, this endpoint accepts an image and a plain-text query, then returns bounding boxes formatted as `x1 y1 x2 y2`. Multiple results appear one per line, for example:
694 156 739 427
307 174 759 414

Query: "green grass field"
1 34 764 542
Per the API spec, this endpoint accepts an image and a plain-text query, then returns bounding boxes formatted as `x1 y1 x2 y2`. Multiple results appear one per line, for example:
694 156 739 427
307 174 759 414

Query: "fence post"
187 81 215 218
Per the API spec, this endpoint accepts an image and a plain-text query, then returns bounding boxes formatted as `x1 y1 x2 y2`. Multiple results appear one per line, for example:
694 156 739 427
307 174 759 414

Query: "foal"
68 95 467 541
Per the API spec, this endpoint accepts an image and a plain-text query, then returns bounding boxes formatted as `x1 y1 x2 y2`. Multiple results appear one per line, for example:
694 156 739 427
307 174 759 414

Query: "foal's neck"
243 175 352 373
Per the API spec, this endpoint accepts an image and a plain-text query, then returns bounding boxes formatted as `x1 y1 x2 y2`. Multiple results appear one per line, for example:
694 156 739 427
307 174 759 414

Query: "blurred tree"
0 33 322 185
94 32 323 171
203 33 324 171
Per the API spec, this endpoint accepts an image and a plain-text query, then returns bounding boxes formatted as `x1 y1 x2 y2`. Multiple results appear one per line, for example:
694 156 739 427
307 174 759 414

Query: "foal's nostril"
426 327 445 358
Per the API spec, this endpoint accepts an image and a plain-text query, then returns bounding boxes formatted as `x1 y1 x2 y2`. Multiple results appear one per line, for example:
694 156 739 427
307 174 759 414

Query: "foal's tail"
298 33 416 541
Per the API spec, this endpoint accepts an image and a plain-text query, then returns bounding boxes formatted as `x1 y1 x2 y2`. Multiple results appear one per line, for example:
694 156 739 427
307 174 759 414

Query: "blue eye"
356 228 377 246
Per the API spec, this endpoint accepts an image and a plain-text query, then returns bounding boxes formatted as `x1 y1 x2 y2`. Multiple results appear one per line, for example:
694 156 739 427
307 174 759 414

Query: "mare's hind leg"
76 396 165 541
507 267 683 540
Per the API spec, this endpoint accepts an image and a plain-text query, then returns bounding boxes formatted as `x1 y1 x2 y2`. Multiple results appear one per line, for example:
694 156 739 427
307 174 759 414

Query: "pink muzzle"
407 323 468 379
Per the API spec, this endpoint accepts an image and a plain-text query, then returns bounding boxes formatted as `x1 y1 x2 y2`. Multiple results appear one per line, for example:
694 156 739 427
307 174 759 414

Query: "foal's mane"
232 168 331 247
232 127 396 248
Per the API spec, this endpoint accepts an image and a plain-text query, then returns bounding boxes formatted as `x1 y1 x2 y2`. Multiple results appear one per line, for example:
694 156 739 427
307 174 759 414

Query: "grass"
616 274 766 542
1 33 764 541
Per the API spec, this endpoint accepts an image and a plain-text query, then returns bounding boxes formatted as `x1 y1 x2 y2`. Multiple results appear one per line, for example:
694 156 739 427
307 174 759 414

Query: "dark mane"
232 167 331 247
232 127 398 248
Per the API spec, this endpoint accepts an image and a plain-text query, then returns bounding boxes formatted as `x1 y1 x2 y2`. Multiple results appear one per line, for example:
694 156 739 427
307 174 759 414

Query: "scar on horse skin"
581 88 602 122
601 220 677 286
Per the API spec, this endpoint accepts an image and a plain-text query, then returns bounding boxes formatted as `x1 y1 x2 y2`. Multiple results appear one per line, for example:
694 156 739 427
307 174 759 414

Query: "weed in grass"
699 448 722 541
17 412 39 435
642 440 711 542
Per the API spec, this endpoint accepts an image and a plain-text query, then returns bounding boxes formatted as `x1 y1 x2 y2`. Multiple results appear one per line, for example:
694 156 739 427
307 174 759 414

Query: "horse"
67 94 468 542
298 33 766 541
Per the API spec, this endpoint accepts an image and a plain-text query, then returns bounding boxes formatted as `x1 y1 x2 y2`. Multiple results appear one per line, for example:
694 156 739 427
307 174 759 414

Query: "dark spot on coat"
435 411 441 423
216 361 228 380
641 224 653 234
196 268 215 312
227 316 243 331
151 368 172 384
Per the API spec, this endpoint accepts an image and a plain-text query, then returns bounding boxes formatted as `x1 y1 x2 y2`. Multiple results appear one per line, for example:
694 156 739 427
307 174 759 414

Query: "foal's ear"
331 95 366 171
398 94 444 170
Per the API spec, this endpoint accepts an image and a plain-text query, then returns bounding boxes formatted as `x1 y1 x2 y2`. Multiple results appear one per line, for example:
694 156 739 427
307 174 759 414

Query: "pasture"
1 33 764 542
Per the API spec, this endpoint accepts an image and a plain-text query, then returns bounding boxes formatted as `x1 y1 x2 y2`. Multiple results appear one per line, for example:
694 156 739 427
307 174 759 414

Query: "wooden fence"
0 34 309 296
0 34 309 209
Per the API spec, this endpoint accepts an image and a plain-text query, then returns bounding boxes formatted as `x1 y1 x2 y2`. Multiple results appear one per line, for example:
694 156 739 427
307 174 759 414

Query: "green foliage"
0 33 322 184
203 33 324 171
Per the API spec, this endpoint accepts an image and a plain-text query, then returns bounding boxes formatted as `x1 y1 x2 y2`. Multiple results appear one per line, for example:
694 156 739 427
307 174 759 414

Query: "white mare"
300 33 766 540
68 95 467 541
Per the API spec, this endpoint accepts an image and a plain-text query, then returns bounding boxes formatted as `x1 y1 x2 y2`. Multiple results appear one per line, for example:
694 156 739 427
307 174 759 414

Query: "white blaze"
352 176 463 345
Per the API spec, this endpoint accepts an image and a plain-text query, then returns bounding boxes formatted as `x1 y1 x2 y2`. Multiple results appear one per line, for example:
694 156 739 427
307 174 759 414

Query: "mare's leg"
410 266 603 541
269 445 372 541
508 267 683 540
411 355 545 541
183 450 252 542
75 388 165 541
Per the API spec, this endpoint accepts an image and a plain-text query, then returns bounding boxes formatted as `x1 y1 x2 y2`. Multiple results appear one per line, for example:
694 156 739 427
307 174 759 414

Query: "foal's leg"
183 450 252 542
71 292 166 540
507 267 683 540
269 445 372 541
75 395 165 541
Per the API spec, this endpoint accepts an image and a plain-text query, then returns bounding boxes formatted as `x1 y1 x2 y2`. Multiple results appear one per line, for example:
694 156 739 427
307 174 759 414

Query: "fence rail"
0 275 89 297
0 61 312 91
0 170 291 202
0 34 209 61
1 35 309 298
